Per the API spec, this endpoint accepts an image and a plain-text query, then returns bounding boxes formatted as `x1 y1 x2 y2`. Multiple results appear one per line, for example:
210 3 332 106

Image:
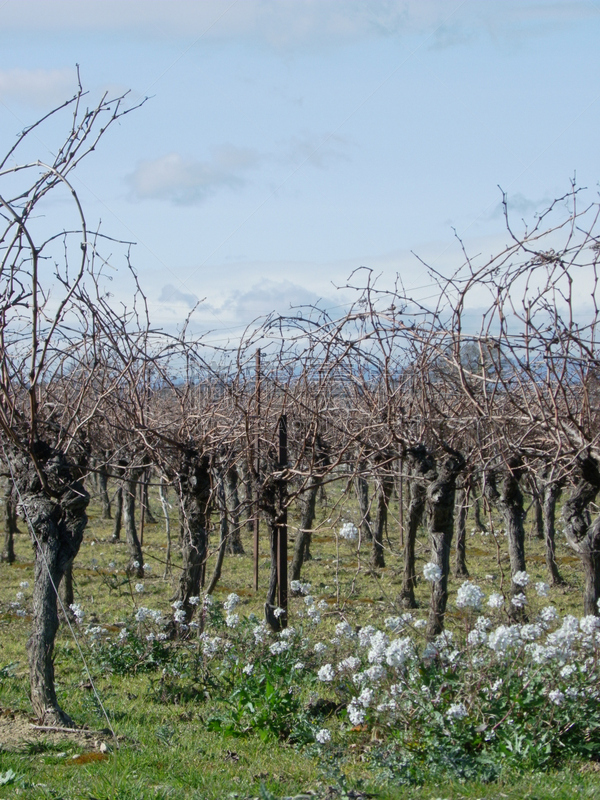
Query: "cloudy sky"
1 1 598 340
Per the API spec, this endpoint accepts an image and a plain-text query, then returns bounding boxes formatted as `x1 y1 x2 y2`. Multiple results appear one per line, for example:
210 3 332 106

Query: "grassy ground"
0 481 598 799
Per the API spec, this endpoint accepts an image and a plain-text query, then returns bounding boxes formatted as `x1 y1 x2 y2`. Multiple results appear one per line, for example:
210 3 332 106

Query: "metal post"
253 348 261 592
277 414 288 623
399 455 404 548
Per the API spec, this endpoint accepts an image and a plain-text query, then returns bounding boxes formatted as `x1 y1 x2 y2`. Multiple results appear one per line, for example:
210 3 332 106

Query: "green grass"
0 480 598 799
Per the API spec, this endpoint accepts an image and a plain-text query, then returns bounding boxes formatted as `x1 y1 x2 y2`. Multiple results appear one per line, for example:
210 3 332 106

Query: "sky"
1 0 599 342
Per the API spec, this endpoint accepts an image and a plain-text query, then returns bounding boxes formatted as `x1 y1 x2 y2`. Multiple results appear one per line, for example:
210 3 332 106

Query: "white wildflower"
456 581 485 610
520 623 543 641
189 596 200 606
548 688 565 706
19 581 29 589
223 593 240 613
202 635 222 657
339 522 358 541
539 605 559 625
243 663 254 675
385 637 414 668
363 664 386 683
335 621 355 639
173 609 187 623
357 625 376 647
358 687 374 708
269 640 290 655
292 662 304 671
290 580 311 595
135 607 150 622
314 642 327 654
347 700 365 726
513 571 529 588
385 614 413 632
367 630 389 664
423 562 442 582
580 615 600 635
315 728 331 744
135 583 144 593
560 664 576 678
317 663 335 682
226 613 240 628
15 592 24 602
511 593 527 608
487 592 504 610
467 629 488 646
446 702 468 720
253 622 268 644
69 603 84 623
487 624 522 654
338 656 361 673
535 582 550 597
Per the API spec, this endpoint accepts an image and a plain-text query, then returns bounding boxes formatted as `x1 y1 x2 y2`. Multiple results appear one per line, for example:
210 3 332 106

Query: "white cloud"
1 2 593 49
158 284 199 308
0 68 76 108
219 279 328 321
283 132 351 170
128 145 260 204
488 192 555 220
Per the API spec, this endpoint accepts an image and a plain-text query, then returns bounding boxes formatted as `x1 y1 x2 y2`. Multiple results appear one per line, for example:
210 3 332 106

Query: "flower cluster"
339 522 359 541
423 562 442 582
455 581 485 610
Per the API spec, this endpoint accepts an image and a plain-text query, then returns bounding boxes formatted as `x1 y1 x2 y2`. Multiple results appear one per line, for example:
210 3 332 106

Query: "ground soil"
0 705 110 753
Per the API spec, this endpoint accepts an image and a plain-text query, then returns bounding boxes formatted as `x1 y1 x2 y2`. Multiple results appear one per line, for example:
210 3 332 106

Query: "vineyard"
1 84 600 799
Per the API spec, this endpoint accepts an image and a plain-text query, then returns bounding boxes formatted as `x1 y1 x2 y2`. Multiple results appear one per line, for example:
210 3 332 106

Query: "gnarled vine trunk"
224 464 244 555
426 451 464 639
484 457 527 620
453 476 469 578
399 445 435 608
562 456 600 616
175 452 212 624
371 469 394 569
541 475 564 586
12 443 89 726
117 463 143 577
354 467 373 542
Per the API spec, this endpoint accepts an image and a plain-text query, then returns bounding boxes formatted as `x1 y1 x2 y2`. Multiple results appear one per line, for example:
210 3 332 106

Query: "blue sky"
1 1 599 340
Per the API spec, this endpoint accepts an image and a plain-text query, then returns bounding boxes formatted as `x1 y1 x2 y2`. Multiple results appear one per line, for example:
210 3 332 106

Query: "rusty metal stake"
276 413 288 624
253 348 261 592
